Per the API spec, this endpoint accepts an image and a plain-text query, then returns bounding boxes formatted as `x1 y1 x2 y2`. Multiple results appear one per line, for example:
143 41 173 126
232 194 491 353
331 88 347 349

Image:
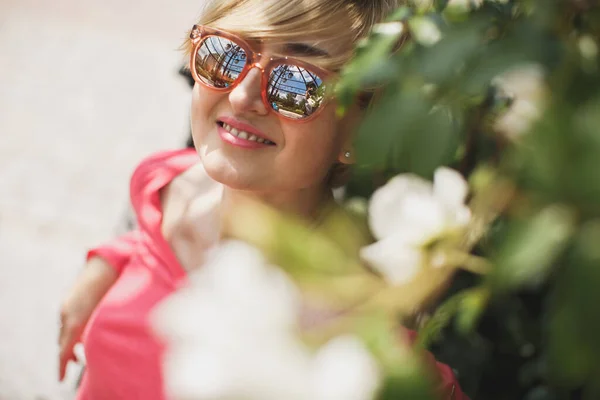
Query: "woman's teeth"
221 122 274 145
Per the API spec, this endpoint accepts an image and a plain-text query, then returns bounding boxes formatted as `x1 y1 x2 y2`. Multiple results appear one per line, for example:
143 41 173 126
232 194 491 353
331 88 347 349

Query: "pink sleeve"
434 360 468 400
86 230 141 275
404 329 469 400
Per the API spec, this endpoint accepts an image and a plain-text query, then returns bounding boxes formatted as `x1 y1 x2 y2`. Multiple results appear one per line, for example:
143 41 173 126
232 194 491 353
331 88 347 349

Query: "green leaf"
417 287 489 348
547 303 594 386
461 24 552 96
378 374 437 400
336 21 406 114
455 287 490 334
402 105 460 177
354 90 427 169
355 88 459 178
417 290 467 348
547 220 600 387
386 5 413 22
352 314 437 400
434 0 449 12
415 19 484 86
489 205 576 291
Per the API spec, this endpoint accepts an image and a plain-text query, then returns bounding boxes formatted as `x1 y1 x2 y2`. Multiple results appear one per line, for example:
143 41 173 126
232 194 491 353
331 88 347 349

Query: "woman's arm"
403 329 469 400
434 358 468 400
58 256 117 380
58 230 140 381
85 229 140 275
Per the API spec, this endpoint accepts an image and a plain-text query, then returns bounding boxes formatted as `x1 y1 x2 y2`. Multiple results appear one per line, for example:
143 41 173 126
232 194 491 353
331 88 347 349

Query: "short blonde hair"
184 0 404 70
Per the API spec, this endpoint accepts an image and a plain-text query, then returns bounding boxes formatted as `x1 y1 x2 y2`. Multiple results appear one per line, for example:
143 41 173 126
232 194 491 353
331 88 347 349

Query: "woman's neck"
220 184 333 223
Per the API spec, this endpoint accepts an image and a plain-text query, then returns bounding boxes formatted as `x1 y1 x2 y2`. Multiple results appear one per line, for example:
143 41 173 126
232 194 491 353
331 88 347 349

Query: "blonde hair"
184 0 404 70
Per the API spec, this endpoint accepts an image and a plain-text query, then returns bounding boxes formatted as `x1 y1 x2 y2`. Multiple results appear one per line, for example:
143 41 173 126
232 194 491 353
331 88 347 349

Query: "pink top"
77 148 199 400
77 148 468 400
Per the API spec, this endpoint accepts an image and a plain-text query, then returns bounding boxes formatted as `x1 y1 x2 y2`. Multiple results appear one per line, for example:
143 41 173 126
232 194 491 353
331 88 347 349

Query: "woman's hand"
58 257 118 381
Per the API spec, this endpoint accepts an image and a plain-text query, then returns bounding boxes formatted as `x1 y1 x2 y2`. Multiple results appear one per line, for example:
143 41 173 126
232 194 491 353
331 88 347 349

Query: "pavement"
0 1 204 398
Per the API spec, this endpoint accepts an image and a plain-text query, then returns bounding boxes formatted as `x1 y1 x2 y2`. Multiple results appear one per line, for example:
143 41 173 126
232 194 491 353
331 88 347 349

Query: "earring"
344 151 351 158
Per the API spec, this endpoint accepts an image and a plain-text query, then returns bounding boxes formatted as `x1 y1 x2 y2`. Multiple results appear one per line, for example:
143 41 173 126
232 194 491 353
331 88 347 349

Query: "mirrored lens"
267 64 326 120
194 35 247 89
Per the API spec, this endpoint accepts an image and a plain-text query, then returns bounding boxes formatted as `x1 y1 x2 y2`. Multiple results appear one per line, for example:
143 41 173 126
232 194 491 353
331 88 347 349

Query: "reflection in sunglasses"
268 65 324 119
197 36 246 88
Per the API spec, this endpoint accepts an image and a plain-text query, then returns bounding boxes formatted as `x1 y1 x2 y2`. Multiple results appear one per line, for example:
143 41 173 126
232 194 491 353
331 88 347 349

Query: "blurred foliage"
334 0 600 399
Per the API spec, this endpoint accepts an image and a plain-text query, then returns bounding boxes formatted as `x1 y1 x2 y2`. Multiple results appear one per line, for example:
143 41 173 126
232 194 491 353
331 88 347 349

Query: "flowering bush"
156 1 600 399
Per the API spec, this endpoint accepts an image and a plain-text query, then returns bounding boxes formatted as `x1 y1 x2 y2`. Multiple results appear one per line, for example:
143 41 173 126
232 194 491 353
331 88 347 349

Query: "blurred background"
0 0 203 398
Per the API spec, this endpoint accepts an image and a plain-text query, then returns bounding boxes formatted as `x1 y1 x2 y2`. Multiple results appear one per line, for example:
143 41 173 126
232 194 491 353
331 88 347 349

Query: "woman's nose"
228 66 269 116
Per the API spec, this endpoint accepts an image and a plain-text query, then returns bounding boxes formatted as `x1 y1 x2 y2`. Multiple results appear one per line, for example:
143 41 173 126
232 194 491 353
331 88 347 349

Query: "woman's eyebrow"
282 42 330 57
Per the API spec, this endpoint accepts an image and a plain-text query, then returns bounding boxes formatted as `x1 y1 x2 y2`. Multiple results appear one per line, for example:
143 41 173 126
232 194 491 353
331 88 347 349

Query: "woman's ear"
337 146 355 164
336 104 363 165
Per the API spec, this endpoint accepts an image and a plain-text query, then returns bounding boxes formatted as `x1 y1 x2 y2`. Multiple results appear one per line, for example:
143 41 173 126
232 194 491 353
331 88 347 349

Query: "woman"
59 0 468 398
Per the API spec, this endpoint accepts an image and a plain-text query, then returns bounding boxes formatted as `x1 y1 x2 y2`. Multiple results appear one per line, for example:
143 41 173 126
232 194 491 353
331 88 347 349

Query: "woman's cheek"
191 86 220 139
281 125 340 182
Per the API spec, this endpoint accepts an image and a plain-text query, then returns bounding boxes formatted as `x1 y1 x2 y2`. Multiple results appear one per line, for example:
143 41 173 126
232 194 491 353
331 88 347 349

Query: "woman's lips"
217 123 273 149
218 116 276 144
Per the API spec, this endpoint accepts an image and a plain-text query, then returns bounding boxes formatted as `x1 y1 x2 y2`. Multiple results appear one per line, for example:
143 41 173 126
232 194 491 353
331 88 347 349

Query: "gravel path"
0 1 203 398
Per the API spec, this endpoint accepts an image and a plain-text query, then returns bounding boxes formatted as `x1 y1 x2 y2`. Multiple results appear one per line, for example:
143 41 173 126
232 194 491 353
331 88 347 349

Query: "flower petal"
311 335 380 400
154 241 301 342
163 347 229 400
398 194 449 244
452 204 472 228
433 167 469 209
369 174 433 240
360 237 423 285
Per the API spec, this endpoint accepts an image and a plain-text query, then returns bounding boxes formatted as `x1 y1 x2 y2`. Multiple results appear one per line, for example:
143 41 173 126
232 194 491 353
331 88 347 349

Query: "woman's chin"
201 158 263 191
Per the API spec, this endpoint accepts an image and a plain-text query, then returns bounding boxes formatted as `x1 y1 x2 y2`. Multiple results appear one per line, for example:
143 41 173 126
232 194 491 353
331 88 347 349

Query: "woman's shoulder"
130 148 199 195
128 148 200 234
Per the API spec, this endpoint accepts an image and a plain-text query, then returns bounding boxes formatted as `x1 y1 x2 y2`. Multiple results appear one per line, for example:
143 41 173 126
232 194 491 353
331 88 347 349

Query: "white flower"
446 0 483 14
578 35 598 60
409 17 442 46
493 64 547 140
311 335 381 400
155 241 300 341
154 241 380 400
360 167 471 285
372 22 405 36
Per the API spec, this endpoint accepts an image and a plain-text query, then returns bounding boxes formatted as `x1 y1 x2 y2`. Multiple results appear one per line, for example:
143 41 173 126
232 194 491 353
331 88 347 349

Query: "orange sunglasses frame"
189 24 334 123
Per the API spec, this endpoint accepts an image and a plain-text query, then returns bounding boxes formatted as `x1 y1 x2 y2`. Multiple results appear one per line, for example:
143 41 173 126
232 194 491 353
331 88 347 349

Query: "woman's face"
190 34 354 192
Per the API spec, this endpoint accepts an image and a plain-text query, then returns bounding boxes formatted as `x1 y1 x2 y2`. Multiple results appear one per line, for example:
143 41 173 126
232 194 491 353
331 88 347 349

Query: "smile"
218 122 275 145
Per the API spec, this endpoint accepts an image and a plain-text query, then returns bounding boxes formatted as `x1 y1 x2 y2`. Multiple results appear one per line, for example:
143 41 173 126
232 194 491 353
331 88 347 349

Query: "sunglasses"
189 25 333 122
